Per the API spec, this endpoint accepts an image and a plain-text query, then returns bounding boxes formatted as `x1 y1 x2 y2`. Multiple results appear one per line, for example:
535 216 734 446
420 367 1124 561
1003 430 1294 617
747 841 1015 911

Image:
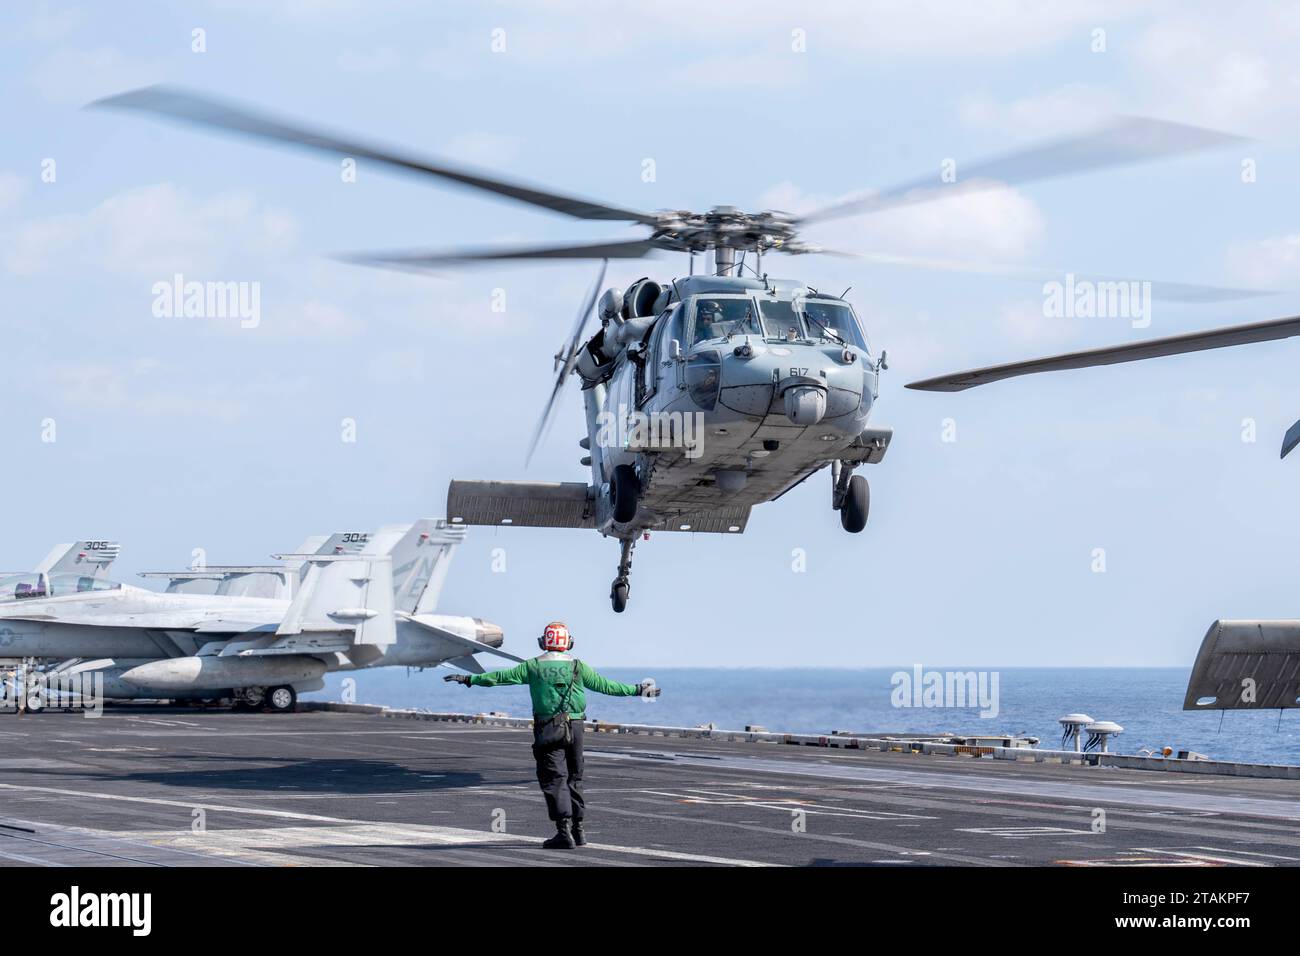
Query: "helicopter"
92 88 1267 611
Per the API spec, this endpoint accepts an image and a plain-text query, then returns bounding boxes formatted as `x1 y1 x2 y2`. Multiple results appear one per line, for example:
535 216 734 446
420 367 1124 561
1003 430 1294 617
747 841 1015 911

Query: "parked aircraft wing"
35 541 120 577
192 620 279 635
1183 620 1300 710
141 567 292 599
448 480 596 529
906 313 1300 392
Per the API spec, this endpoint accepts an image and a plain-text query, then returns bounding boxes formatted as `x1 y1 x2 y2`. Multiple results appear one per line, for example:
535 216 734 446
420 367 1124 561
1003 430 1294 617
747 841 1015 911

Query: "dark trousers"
532 718 585 822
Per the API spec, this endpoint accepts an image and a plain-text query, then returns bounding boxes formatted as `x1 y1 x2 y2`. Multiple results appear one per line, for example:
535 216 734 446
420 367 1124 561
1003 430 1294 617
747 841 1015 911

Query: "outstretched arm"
579 661 657 698
448 662 530 688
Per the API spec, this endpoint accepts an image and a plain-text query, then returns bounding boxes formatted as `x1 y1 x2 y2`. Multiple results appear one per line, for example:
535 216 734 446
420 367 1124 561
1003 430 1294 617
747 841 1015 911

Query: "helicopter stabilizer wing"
447 479 595 530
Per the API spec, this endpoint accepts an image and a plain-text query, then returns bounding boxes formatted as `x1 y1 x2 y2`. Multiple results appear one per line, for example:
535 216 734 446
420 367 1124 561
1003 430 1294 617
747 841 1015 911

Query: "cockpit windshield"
800 299 869 351
691 296 762 345
758 299 804 340
0 572 120 603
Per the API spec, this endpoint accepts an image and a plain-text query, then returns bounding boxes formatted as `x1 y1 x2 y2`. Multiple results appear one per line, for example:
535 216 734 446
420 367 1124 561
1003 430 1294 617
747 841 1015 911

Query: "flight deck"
0 706 1296 867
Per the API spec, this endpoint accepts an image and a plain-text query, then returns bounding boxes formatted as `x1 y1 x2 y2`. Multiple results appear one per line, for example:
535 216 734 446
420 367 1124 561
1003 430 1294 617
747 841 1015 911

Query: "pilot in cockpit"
694 300 722 343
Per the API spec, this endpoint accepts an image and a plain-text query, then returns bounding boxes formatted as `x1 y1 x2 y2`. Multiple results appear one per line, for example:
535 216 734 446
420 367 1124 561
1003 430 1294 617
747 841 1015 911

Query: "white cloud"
1226 233 1300 286
34 358 270 422
959 86 1120 138
759 181 1046 262
3 183 297 277
1129 15 1288 133
0 173 28 214
494 0 1139 60
27 46 161 105
26 2 86 41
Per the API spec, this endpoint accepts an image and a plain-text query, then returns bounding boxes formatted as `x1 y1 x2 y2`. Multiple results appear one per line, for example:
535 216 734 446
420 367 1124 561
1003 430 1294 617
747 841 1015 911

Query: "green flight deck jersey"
469 653 640 719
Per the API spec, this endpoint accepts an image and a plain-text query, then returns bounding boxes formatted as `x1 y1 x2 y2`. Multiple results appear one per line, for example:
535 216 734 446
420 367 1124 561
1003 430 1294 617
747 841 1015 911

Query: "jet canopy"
0 572 121 603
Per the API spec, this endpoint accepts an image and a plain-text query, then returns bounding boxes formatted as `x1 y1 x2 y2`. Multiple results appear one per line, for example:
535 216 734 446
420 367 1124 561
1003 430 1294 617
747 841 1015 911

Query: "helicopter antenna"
840 286 852 298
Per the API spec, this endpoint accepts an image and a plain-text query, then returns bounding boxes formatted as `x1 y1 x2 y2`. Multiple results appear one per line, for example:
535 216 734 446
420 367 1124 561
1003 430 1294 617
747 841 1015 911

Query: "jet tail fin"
277 555 395 664
362 518 466 614
35 541 120 577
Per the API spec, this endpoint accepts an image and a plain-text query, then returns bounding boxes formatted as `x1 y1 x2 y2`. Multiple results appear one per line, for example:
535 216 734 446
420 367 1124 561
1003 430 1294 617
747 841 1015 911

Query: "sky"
4 1 1300 669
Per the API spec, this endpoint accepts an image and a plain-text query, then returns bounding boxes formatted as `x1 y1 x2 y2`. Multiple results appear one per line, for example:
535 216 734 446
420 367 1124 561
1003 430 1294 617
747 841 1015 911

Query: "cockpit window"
691 297 761 345
758 299 805 341
0 572 120 603
0 574 48 601
800 299 868 351
48 573 120 595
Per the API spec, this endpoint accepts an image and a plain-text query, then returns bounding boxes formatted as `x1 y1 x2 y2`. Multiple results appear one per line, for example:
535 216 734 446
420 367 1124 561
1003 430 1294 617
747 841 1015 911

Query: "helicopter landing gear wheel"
611 579 629 613
840 475 869 533
611 464 640 524
610 537 635 613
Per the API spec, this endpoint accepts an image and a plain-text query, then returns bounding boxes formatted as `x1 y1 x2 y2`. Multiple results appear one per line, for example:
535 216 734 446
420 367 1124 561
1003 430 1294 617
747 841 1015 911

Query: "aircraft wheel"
611 465 640 524
840 475 869 533
266 685 297 713
611 579 630 613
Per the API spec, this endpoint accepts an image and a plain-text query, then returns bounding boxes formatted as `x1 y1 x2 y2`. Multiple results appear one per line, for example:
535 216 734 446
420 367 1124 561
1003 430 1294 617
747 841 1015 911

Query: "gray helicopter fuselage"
581 275 880 537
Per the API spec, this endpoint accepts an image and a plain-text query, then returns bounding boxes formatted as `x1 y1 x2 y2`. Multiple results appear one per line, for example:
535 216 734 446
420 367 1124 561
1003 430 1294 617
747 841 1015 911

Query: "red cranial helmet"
539 621 573 652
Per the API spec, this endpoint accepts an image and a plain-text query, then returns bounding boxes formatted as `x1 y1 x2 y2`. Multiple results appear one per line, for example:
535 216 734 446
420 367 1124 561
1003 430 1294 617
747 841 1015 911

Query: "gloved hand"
636 682 661 698
443 674 472 686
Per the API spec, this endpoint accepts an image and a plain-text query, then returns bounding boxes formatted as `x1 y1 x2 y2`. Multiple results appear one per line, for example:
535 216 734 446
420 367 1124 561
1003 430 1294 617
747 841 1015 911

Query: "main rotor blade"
341 238 658 271
526 259 608 466
818 248 1272 303
1282 420 1300 460
799 116 1247 226
91 86 659 225
906 313 1300 392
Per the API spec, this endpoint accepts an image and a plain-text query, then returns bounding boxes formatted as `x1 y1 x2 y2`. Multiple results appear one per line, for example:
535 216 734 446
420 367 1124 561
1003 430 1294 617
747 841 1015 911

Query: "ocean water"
304 666 1300 767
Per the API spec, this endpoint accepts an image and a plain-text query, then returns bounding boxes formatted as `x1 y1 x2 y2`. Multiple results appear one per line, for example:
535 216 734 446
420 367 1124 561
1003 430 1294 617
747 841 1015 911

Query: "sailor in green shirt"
445 620 660 849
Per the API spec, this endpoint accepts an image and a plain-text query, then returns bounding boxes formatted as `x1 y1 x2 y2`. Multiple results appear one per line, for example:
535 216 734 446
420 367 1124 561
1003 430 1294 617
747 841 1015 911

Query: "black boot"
572 820 587 846
542 819 576 849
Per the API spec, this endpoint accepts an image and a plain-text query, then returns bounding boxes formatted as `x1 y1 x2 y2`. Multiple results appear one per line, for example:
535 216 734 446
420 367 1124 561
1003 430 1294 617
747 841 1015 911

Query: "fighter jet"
0 520 514 712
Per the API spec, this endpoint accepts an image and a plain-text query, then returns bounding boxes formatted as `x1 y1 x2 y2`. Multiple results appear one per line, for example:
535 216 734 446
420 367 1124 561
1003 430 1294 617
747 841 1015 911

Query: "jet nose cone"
473 618 505 648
